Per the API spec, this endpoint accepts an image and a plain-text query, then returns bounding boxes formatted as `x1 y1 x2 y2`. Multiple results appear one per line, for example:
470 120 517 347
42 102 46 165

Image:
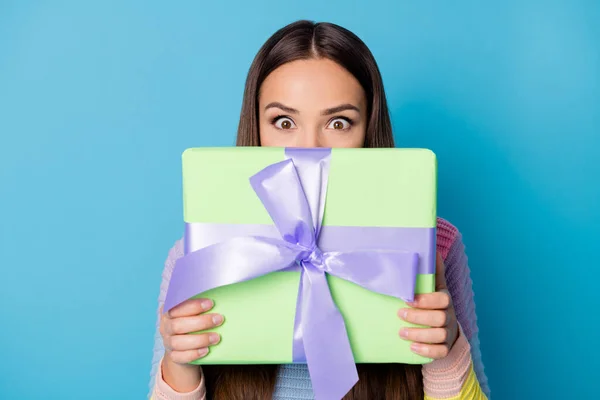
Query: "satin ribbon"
164 148 419 400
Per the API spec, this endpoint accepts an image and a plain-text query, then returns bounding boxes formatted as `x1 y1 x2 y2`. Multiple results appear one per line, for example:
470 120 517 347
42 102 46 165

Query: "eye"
273 116 296 130
327 117 352 130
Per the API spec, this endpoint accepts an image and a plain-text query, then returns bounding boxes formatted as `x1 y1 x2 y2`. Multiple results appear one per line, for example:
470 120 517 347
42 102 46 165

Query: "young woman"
149 20 490 400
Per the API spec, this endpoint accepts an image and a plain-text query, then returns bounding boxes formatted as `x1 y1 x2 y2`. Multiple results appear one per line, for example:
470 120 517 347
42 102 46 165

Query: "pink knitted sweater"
148 218 490 399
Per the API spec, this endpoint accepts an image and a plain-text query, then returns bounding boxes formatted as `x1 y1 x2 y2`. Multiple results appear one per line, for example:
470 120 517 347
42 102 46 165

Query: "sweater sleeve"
148 240 193 398
151 357 206 400
421 219 490 399
422 324 487 399
148 239 208 399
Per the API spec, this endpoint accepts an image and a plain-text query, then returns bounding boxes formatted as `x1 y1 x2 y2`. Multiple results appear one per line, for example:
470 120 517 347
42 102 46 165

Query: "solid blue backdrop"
1 1 598 399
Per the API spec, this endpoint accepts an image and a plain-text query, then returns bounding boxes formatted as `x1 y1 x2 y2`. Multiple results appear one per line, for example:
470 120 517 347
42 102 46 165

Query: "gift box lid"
182 147 436 228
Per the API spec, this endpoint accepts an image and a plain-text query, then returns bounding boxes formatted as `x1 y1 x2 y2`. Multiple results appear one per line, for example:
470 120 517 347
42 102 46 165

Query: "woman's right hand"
159 298 224 392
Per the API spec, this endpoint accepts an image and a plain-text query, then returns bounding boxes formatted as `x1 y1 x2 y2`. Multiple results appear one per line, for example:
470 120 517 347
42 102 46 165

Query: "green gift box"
169 147 437 366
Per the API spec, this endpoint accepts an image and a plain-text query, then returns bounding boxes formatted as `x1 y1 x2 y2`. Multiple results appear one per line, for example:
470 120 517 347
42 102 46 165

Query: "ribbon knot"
297 245 324 268
306 246 324 267
164 149 419 400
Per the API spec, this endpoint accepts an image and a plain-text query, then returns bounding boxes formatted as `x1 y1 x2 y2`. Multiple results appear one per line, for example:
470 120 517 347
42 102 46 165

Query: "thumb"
435 252 448 292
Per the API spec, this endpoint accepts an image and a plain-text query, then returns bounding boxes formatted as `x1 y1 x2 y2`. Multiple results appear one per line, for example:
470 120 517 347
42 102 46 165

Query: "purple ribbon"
164 148 419 400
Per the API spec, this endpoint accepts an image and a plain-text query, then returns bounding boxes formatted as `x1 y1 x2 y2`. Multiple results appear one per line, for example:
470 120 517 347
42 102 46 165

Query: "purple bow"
164 148 419 400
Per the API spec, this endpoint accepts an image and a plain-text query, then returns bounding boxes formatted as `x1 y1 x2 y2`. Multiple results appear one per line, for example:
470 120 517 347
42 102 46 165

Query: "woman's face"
258 58 367 148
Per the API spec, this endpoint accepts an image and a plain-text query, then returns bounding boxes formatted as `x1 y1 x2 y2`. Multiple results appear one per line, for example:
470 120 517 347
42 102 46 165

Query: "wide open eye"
273 117 296 130
327 117 352 130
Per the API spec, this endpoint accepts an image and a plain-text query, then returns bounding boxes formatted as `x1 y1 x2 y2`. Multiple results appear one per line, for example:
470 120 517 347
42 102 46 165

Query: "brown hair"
205 20 423 399
236 19 395 148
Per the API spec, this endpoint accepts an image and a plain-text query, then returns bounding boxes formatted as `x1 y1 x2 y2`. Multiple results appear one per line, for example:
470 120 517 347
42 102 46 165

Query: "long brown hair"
205 20 423 399
236 20 395 149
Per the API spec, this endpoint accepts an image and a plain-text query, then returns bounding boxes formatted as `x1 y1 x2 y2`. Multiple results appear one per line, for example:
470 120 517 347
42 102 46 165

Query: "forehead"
259 58 366 109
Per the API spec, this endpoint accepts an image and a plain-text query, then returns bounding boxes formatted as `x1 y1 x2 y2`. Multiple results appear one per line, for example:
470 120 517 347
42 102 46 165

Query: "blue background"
1 1 598 399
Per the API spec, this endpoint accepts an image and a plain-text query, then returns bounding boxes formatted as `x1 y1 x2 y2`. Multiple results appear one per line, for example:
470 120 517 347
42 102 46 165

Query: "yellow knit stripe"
424 364 487 400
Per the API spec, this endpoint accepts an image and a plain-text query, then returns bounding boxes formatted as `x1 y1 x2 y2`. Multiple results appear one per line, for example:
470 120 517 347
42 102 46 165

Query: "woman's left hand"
398 252 459 359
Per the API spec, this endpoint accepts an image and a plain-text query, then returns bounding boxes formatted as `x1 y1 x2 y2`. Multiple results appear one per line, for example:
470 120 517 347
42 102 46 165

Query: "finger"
399 327 449 344
168 313 224 335
435 252 447 291
168 348 210 364
410 343 450 359
167 332 221 351
399 308 448 328
168 298 214 318
406 291 451 310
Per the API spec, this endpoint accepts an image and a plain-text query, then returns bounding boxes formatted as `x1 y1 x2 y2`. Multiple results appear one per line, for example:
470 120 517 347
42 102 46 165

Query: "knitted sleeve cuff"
422 323 473 398
151 358 206 400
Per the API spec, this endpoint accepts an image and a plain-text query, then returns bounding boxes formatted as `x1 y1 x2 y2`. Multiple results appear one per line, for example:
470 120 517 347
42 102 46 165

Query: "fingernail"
411 343 423 354
399 309 408 319
198 348 209 357
201 300 213 310
212 314 223 325
400 329 409 338
209 333 220 344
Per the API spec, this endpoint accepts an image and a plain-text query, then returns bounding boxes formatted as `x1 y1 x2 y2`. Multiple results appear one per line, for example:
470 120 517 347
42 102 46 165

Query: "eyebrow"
264 102 298 114
321 104 361 115
264 102 361 115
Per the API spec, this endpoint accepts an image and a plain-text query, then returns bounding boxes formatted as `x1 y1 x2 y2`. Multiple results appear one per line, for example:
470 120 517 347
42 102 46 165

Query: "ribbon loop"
249 158 316 248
